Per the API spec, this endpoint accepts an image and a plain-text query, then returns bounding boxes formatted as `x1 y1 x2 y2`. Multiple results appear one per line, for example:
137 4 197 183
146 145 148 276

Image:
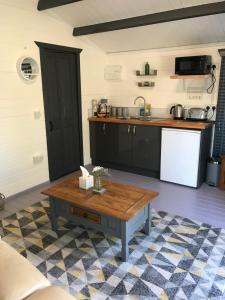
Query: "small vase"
94 176 102 191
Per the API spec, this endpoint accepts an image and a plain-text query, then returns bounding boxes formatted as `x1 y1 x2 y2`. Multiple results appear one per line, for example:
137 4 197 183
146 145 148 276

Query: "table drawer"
71 207 101 224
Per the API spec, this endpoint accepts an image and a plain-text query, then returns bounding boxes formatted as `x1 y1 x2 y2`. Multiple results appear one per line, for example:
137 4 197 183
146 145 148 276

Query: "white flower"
93 166 103 172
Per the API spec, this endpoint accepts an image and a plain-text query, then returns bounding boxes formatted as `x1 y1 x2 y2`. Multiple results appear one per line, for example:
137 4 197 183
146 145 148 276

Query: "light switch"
33 110 41 120
33 154 43 164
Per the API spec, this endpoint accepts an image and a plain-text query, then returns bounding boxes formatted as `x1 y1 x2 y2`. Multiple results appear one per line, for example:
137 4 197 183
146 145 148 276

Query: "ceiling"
45 0 225 52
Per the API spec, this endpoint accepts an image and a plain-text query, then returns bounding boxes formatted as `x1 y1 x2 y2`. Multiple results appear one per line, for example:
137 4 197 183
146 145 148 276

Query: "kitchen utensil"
117 107 123 117
183 107 189 120
170 104 184 120
106 104 111 117
91 99 98 117
122 107 129 117
111 107 117 116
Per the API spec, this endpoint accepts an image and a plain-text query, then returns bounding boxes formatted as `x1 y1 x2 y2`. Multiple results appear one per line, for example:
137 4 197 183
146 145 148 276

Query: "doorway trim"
35 41 82 54
35 41 84 179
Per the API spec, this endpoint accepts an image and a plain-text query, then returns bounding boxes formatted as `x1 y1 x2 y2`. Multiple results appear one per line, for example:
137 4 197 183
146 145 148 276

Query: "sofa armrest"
0 240 50 300
26 286 75 300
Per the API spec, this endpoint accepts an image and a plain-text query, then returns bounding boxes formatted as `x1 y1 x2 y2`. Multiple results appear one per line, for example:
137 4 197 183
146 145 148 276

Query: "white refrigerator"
160 128 201 187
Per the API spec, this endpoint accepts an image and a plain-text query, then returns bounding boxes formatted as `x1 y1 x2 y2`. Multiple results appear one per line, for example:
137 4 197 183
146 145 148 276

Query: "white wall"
0 0 107 197
106 45 223 117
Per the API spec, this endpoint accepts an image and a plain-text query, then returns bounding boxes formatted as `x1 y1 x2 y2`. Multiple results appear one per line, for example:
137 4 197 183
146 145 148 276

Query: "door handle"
127 125 131 134
49 121 54 132
133 126 136 135
102 123 106 135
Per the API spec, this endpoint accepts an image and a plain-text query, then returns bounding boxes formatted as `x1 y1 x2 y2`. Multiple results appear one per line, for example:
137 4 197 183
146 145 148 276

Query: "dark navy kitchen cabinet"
117 124 133 166
132 125 161 174
90 122 118 164
89 121 161 178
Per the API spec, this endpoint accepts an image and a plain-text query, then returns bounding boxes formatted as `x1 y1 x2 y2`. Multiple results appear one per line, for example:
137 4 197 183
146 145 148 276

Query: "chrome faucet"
134 96 146 115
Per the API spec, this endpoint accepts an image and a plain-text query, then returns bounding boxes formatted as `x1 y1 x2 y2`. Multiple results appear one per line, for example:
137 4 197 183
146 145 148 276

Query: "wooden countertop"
88 117 213 130
42 177 158 221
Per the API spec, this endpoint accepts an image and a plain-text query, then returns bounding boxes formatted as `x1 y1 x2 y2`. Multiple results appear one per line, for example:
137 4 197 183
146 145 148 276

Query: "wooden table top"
88 117 213 130
42 177 158 221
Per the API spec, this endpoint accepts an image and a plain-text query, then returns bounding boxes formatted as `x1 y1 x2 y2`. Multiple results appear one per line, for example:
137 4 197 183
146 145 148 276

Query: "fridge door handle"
127 125 131 134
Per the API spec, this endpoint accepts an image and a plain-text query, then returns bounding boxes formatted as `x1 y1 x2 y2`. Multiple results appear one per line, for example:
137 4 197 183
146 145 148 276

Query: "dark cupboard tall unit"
214 52 225 157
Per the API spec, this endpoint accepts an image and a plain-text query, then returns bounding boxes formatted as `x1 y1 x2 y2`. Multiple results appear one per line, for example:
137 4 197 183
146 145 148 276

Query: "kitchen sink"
117 116 167 122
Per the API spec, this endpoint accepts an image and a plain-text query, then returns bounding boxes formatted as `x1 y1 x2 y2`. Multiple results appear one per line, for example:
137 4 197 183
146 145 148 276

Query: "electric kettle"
170 104 184 120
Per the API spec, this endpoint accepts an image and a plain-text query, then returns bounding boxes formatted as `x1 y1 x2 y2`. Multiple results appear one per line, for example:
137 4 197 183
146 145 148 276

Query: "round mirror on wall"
17 57 39 83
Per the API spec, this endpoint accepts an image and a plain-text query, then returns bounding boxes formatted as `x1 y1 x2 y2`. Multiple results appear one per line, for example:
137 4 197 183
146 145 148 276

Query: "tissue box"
79 175 94 190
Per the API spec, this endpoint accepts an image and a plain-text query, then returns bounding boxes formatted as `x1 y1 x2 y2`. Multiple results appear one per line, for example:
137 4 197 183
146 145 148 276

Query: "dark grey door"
40 48 83 181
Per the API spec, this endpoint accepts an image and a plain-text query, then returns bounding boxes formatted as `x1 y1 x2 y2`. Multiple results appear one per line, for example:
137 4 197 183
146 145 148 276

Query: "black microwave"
175 55 212 75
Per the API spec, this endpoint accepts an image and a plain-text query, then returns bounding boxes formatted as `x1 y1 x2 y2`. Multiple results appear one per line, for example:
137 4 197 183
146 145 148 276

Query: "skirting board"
4 164 92 201
5 180 50 202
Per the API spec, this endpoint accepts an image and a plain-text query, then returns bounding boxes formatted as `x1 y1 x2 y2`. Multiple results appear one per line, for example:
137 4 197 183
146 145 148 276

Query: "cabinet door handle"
102 123 106 135
127 125 131 134
133 126 136 135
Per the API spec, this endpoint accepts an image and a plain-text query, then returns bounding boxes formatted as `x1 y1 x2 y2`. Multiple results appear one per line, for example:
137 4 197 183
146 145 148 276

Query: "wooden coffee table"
42 177 158 261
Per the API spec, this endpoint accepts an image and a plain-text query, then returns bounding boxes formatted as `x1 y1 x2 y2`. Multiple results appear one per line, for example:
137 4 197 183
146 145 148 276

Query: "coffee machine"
97 99 111 117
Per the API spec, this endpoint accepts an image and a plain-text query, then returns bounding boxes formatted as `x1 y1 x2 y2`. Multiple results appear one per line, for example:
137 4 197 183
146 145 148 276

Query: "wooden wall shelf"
170 74 208 79
136 70 157 76
137 82 155 87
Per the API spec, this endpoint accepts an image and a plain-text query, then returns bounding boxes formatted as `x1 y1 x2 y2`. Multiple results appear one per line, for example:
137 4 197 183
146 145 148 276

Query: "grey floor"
1 167 225 228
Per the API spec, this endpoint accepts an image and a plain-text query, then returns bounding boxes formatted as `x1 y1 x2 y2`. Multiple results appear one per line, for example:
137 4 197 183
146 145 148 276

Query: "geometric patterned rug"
1 199 225 300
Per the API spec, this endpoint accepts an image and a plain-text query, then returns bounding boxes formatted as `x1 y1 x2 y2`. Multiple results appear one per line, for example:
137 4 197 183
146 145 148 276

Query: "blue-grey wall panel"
214 56 225 156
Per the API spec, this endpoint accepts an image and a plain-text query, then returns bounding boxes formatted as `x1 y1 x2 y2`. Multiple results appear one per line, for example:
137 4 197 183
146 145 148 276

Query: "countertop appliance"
160 128 201 187
186 107 208 121
97 103 107 117
97 99 111 117
170 104 183 120
175 55 212 75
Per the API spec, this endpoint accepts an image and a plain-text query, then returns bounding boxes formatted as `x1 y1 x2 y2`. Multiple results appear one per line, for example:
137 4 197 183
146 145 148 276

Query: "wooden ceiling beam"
73 1 225 36
37 0 82 11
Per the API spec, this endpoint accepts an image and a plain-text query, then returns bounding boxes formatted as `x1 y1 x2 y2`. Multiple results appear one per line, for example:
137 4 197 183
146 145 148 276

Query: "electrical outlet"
33 110 41 120
188 94 202 100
